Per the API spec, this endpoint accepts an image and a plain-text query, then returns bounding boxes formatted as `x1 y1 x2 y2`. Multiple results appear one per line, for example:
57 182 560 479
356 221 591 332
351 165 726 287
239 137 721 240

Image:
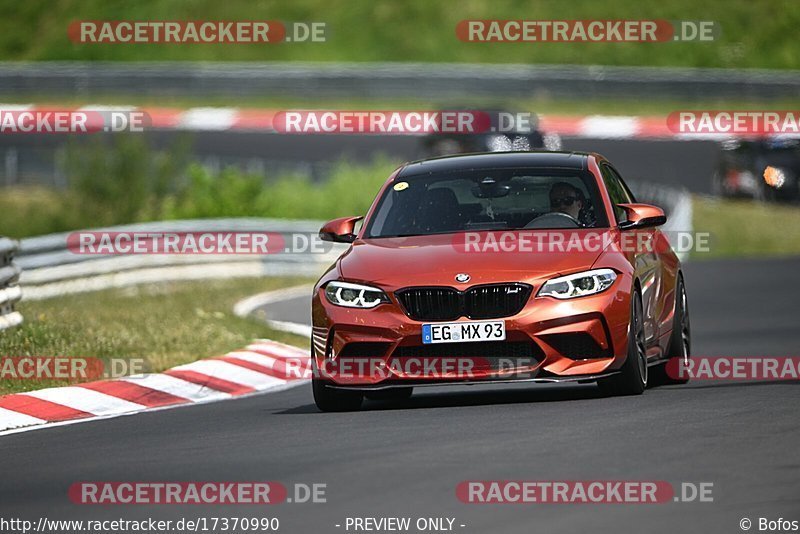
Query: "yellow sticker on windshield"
393 181 409 191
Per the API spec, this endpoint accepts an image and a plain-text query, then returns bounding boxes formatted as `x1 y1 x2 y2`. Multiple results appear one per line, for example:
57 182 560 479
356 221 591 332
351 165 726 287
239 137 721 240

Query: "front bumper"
311 279 632 387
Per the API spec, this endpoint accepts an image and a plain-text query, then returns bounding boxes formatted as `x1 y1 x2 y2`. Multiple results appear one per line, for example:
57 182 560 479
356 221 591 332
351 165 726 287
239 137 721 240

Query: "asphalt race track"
1 257 798 534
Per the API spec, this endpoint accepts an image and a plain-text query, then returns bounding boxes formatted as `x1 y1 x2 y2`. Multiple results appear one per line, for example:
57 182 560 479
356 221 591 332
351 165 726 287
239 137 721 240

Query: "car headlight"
538 269 617 299
763 166 788 189
324 281 390 308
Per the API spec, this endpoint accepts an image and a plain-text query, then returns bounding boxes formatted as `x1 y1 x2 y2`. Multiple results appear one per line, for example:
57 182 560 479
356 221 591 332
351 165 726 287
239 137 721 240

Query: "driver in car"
549 182 590 226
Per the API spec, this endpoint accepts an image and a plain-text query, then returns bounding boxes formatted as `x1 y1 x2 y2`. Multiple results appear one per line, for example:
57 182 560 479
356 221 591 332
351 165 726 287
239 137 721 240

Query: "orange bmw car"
311 152 690 411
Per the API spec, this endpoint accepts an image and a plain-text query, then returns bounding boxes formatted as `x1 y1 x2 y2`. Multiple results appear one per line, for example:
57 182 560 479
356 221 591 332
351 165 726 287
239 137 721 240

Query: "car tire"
310 357 363 412
312 376 363 412
652 276 691 385
598 288 648 396
365 387 414 401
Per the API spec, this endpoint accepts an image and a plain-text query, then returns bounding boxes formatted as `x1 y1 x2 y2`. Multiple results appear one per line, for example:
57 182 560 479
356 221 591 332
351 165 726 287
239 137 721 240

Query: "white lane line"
233 285 313 317
24 387 146 416
120 373 229 402
172 360 287 389
266 319 313 339
0 407 47 431
232 285 315 339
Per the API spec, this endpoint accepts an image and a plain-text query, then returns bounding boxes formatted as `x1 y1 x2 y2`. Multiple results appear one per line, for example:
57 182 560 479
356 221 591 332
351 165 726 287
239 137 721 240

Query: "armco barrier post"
0 236 23 330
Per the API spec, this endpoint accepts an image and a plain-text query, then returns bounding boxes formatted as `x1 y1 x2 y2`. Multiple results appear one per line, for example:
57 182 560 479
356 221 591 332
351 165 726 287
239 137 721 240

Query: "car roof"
397 151 592 178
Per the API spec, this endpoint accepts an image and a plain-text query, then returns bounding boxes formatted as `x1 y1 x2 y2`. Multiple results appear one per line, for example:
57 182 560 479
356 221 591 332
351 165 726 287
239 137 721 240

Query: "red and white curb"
0 104 725 140
0 339 310 436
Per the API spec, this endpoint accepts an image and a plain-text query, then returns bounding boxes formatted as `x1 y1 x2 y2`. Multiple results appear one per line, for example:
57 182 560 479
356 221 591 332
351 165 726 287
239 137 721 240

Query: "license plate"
422 321 505 344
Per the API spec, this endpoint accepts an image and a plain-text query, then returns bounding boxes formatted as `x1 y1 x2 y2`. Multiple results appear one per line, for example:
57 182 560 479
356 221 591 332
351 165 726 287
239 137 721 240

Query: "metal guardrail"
17 219 346 300
0 62 798 100
0 237 23 330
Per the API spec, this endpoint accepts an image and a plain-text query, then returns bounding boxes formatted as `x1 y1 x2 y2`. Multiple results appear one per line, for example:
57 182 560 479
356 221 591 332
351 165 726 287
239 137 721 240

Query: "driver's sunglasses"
550 196 579 208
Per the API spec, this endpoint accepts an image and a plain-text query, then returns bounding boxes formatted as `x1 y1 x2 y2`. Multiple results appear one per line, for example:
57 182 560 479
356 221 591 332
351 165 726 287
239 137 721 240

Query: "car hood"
338 230 612 288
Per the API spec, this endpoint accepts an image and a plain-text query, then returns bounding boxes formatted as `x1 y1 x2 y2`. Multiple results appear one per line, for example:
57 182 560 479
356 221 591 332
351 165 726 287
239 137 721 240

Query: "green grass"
1 0 799 69
0 154 401 238
0 186 87 238
0 276 313 395
692 195 800 258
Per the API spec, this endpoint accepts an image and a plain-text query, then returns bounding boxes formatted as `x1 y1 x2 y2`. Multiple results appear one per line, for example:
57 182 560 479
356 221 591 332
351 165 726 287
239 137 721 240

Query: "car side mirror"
617 203 667 230
319 216 364 243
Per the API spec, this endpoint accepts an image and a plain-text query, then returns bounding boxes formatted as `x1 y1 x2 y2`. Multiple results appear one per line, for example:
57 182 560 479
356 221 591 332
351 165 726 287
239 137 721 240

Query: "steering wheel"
524 211 582 229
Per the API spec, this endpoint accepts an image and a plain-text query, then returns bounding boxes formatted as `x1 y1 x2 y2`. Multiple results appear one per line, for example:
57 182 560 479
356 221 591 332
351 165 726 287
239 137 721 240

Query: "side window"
600 164 633 224
609 165 637 204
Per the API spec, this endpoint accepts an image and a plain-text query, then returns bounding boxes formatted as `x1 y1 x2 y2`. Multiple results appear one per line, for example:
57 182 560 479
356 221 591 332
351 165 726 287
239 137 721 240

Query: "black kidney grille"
397 287 461 322
465 284 532 319
396 283 532 321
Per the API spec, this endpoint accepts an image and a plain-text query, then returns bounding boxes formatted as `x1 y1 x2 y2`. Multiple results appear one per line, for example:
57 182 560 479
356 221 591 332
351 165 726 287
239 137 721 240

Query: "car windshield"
365 167 608 238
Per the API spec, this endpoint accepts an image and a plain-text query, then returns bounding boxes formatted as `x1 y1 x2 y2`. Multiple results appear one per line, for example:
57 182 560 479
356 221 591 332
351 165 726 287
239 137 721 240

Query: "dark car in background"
713 137 800 203
420 109 562 157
